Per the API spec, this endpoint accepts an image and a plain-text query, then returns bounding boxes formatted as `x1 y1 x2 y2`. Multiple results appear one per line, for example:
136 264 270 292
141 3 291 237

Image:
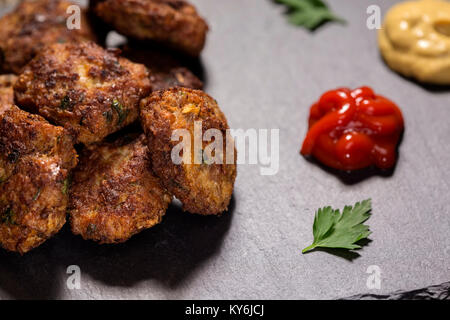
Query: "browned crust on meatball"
121 45 203 91
0 74 17 114
0 0 97 74
140 88 236 215
149 67 203 91
0 105 78 254
94 0 208 56
14 41 151 145
69 133 171 244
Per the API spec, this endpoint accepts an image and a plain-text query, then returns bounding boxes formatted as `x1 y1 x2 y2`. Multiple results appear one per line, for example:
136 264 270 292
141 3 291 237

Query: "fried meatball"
0 74 17 114
14 41 151 145
121 44 203 91
0 106 78 254
93 0 209 56
69 133 171 244
140 88 236 215
0 0 97 74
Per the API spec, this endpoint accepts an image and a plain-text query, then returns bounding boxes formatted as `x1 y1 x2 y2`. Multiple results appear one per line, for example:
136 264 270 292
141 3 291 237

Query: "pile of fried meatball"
0 0 237 254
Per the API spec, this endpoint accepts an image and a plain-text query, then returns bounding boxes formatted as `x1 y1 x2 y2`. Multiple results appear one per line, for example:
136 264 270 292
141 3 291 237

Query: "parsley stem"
302 244 317 254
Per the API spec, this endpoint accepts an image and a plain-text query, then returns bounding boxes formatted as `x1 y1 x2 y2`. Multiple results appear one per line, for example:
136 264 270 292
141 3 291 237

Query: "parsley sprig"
302 199 372 253
276 0 345 30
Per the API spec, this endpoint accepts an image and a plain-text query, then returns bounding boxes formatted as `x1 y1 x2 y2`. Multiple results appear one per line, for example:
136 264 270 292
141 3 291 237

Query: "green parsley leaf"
276 0 345 30
33 188 41 201
60 95 71 110
302 199 372 253
62 174 72 195
103 109 113 123
1 206 15 225
111 99 127 125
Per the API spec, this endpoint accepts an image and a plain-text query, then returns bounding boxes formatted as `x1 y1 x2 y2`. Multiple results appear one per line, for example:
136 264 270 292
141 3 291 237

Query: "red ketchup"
301 87 404 171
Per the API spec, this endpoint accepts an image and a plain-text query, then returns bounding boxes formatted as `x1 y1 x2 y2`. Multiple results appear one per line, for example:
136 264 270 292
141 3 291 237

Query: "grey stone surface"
344 282 450 300
0 0 449 299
